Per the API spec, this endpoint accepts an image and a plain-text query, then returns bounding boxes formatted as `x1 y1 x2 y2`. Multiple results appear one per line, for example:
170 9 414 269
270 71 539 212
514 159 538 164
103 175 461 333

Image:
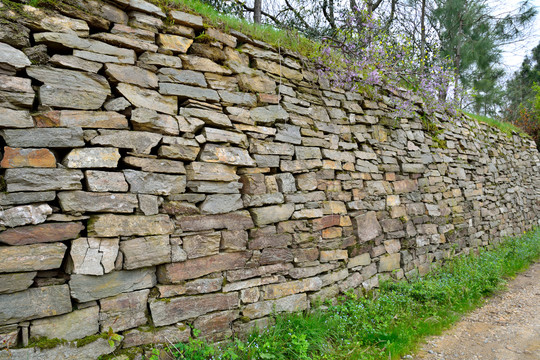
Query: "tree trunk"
420 0 426 65
454 15 463 105
254 0 262 23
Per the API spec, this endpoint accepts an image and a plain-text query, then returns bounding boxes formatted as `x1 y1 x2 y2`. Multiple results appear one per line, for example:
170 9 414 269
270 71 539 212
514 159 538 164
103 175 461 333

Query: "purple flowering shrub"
314 6 458 117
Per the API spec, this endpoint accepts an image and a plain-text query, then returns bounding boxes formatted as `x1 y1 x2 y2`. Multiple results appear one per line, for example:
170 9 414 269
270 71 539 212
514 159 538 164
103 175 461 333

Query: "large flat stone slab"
58 110 128 129
30 306 99 341
69 268 156 302
5 168 83 192
157 252 251 283
0 43 31 74
0 107 33 128
200 143 255 166
249 204 295 226
354 211 382 243
1 147 56 168
90 130 162 154
122 325 190 348
1 128 84 148
131 107 179 135
118 83 177 115
0 285 72 325
123 156 186 174
63 148 121 168
150 292 238 326
0 272 36 294
34 32 136 63
0 243 66 273
242 293 307 319
177 211 254 231
120 235 171 269
99 289 149 332
58 191 138 213
27 66 110 110
0 204 52 228
123 170 186 195
87 214 174 237
0 222 83 246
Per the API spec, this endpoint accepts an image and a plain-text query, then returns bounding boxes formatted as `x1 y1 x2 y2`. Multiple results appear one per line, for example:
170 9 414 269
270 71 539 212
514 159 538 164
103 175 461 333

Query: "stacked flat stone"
0 0 539 357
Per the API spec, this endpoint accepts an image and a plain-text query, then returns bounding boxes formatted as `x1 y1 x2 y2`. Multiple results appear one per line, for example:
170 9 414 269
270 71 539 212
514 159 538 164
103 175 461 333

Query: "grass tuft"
154 227 540 359
465 112 527 138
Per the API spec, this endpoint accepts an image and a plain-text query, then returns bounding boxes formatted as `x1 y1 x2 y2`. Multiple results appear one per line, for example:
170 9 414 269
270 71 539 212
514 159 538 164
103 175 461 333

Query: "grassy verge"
163 0 317 58
150 227 540 360
465 112 527 138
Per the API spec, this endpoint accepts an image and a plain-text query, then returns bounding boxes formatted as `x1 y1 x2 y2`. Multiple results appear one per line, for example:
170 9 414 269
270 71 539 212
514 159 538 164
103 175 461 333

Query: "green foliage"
466 112 527 138
105 326 122 348
27 337 68 350
163 0 317 58
151 228 540 360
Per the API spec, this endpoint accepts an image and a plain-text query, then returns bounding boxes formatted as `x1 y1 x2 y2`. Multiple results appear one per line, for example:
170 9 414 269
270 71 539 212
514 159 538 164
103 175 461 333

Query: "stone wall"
0 0 539 356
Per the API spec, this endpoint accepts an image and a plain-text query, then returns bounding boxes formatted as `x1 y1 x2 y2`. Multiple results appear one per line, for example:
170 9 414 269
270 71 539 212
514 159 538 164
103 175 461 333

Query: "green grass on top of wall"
465 112 528 138
162 0 318 59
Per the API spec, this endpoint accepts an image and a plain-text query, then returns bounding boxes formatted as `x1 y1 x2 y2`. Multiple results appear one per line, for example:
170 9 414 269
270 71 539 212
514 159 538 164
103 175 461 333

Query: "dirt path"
411 261 540 360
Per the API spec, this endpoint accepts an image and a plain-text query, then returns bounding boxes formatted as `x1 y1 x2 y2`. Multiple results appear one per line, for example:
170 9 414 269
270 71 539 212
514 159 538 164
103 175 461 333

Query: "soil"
411 261 540 360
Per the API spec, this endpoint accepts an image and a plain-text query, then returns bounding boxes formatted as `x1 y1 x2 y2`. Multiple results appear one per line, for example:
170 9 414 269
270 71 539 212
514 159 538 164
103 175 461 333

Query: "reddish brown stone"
393 179 418 194
0 222 84 246
260 248 293 265
150 293 239 326
157 252 251 283
33 110 61 127
293 248 319 263
193 310 239 340
1 147 56 168
312 215 341 231
258 93 280 104
239 174 266 195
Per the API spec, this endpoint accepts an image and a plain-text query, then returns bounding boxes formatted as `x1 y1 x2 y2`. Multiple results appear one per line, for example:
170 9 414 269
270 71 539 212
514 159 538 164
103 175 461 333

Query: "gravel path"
411 261 540 360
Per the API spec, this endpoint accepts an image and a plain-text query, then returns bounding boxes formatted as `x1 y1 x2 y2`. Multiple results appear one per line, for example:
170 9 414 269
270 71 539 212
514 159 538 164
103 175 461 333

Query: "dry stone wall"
0 0 539 357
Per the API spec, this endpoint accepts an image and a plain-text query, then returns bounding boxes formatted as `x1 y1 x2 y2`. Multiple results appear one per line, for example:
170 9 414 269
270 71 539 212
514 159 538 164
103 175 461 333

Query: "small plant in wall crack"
106 327 122 348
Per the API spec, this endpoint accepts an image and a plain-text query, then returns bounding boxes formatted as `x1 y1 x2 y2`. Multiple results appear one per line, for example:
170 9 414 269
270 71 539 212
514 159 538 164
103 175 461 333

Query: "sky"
493 0 540 76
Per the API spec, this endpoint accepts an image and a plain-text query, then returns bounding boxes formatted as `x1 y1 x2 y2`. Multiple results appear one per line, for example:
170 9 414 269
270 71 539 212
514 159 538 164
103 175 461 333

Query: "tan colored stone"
117 83 177 115
120 235 171 269
378 253 401 272
157 34 193 53
0 107 33 128
63 148 121 168
354 211 382 243
263 277 322 300
58 110 128 129
105 63 158 88
99 289 149 332
88 214 173 237
0 243 66 273
31 306 99 341
320 250 348 262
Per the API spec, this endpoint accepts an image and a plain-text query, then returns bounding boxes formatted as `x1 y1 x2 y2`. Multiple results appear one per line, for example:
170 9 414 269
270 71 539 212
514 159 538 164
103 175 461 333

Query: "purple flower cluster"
314 6 460 118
